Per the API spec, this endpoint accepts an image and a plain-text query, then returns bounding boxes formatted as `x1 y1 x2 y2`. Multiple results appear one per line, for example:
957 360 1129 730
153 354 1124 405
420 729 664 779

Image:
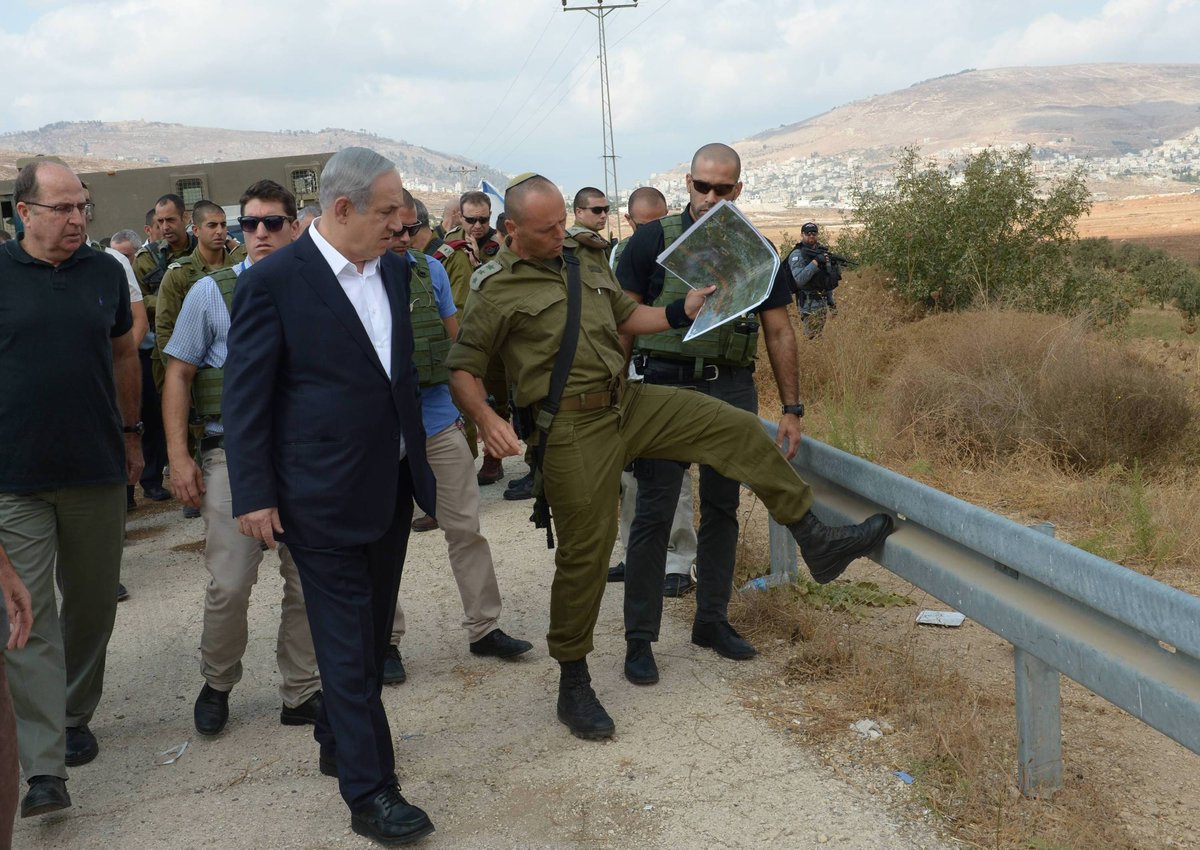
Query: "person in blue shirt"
379 189 533 685
161 180 322 737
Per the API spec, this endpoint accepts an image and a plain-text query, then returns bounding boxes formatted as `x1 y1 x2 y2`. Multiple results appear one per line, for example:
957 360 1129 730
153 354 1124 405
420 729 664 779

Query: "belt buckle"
703 364 719 381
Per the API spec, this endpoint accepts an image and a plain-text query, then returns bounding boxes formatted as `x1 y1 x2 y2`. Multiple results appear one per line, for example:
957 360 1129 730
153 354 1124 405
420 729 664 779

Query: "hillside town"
640 126 1200 209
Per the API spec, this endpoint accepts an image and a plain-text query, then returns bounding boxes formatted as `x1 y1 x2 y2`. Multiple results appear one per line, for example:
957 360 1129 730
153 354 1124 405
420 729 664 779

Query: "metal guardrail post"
1014 523 1063 797
768 518 798 581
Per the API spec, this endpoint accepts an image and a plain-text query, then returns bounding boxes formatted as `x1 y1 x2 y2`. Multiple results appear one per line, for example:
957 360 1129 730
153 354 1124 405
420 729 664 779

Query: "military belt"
639 355 755 384
542 378 623 413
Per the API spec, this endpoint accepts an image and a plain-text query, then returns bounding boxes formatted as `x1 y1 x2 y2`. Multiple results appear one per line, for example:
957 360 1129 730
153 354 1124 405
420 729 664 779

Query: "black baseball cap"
801 222 819 234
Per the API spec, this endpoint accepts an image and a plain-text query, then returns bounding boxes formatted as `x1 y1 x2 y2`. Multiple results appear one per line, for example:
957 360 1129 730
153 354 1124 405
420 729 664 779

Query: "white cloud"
1 0 1197 190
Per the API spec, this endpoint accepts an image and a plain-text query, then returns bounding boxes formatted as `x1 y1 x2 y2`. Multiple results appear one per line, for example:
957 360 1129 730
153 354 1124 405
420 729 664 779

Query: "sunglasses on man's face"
691 179 737 197
238 215 294 233
586 205 610 215
394 223 423 237
462 215 490 226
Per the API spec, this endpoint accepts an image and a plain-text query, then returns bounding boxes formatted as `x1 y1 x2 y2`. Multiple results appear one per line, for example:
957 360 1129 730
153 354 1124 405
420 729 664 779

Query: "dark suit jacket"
223 229 436 549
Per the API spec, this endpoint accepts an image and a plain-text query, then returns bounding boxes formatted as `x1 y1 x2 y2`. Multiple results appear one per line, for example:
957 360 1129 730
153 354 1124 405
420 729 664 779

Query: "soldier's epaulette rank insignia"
470 261 502 290
565 227 610 251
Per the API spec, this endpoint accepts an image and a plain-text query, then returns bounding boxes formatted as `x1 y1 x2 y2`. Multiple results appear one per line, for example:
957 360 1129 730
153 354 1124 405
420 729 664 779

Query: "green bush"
843 147 1093 315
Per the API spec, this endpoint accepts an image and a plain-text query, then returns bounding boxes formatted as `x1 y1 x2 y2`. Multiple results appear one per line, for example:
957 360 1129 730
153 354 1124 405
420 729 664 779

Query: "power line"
494 55 599 167
462 9 558 158
472 14 588 164
562 0 639 239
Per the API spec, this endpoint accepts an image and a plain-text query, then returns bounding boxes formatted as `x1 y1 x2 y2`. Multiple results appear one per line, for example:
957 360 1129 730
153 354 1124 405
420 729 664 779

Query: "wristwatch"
122 421 145 436
781 403 805 418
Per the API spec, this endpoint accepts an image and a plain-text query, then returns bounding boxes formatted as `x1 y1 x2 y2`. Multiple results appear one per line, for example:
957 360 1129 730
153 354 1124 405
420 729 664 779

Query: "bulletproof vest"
190 267 241 419
140 243 170 292
408 252 453 387
634 214 759 367
610 236 630 270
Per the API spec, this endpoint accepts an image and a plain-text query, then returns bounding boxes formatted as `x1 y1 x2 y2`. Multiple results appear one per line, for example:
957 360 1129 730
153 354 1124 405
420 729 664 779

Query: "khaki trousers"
392 423 502 644
199 449 319 707
543 382 814 661
0 484 125 779
619 467 696 577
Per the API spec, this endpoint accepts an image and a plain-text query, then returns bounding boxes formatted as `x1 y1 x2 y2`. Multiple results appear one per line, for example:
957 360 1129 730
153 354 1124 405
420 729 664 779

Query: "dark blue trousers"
286 465 414 811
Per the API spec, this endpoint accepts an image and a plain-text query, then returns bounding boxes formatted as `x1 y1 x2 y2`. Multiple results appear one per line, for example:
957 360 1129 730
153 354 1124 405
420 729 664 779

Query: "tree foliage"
841 147 1095 315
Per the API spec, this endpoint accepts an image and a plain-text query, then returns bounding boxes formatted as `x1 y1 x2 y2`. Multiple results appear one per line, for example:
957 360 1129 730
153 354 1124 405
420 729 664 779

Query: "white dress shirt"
309 221 405 458
309 220 394 378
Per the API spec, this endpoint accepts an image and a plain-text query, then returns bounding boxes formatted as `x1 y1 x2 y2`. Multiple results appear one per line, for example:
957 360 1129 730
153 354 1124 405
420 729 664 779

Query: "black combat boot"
788 511 895 584
623 639 659 685
557 658 615 740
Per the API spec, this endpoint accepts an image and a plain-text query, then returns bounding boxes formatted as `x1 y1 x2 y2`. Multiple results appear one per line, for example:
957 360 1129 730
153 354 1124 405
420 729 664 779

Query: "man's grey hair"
111 229 141 246
297 203 321 219
413 197 430 226
318 147 396 213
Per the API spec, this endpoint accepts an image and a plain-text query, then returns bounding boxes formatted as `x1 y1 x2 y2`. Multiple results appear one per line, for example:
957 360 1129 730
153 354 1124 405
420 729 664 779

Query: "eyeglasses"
25 201 94 217
237 215 294 233
462 216 490 226
393 223 423 237
691 179 737 197
586 205 610 215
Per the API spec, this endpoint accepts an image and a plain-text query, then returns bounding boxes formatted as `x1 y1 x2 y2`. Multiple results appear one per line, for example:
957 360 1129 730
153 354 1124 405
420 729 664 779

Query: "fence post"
1014 521 1063 798
768 519 798 581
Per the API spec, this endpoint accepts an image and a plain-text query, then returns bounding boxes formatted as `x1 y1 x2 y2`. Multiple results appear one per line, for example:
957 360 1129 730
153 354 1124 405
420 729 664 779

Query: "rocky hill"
742 63 1200 164
0 121 506 189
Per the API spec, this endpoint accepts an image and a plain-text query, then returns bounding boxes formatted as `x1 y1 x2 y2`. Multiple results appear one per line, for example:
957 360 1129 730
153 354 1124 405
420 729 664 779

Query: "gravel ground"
14 459 954 850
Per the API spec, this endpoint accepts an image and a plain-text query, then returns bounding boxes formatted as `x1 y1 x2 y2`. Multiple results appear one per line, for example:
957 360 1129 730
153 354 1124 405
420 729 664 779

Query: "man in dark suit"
222 147 437 846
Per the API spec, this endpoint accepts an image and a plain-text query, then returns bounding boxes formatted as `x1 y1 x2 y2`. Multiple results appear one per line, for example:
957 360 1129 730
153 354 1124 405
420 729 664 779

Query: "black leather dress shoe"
691 620 757 660
351 784 435 845
194 683 230 736
65 724 98 766
624 639 659 685
318 747 338 778
788 511 895 584
21 776 71 818
383 645 407 685
116 582 130 602
280 690 323 726
662 573 695 597
606 562 625 582
469 628 533 659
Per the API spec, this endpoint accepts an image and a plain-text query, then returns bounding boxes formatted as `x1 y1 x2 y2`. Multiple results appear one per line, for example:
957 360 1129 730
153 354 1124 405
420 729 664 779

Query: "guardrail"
758 422 1200 796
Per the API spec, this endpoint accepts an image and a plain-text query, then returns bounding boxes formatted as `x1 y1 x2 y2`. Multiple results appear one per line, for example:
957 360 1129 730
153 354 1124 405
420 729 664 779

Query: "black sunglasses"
586 205 610 215
238 215 293 233
462 215 490 225
691 179 737 197
393 223 423 237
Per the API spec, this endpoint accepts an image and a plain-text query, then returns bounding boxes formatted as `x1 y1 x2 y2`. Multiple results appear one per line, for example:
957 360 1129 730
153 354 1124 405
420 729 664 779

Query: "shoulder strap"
531 248 584 548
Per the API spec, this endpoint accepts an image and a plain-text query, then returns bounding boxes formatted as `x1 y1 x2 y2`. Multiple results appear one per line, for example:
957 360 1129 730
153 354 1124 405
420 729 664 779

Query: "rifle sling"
531 248 583 548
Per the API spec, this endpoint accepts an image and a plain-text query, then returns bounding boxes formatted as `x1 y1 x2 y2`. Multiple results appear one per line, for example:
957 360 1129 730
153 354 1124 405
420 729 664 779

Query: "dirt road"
13 459 952 850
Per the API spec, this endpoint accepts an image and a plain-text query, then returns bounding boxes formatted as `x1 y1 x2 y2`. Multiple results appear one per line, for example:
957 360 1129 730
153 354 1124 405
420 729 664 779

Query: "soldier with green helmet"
161 180 322 737
446 173 894 741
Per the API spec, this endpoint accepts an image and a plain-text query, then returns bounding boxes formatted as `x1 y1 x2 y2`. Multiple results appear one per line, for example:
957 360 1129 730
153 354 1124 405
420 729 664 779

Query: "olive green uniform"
134 236 194 324
445 234 814 661
153 247 235 390
434 226 509 455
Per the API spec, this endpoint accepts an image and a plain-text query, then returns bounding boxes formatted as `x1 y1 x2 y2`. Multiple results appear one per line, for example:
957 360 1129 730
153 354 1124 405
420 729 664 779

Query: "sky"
2 0 1198 193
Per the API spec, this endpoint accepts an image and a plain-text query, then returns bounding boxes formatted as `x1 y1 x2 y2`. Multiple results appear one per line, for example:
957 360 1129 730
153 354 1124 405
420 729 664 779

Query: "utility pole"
447 165 477 193
562 0 637 240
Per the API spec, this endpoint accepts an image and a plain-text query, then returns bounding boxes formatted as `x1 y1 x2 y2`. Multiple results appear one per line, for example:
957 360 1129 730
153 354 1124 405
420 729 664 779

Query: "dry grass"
729 591 1148 849
731 271 1200 848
